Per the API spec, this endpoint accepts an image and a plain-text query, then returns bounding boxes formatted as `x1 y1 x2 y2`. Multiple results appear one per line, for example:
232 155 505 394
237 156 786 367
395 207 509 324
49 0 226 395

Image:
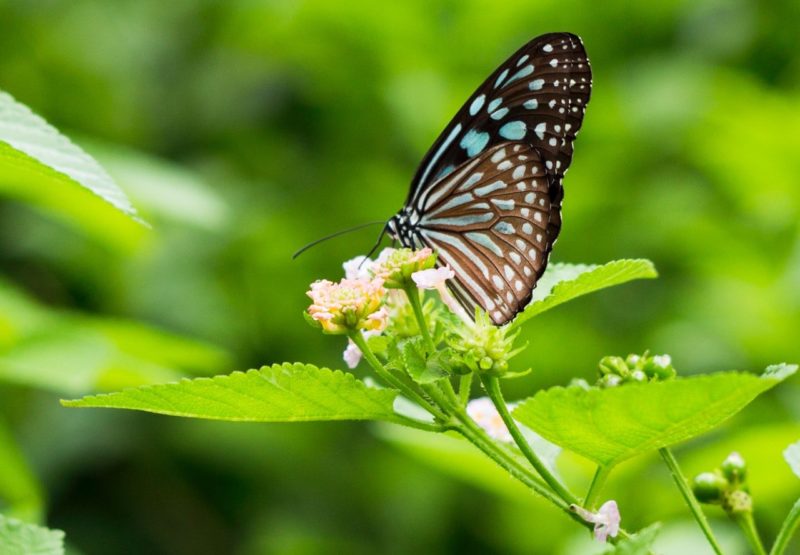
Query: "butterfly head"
386 206 417 246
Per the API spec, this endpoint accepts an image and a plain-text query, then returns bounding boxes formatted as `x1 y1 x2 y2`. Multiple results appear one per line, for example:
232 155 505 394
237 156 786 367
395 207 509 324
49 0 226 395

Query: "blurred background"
0 0 798 553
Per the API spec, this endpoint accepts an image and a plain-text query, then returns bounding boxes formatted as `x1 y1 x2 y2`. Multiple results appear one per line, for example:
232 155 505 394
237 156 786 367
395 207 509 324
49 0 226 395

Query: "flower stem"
481 374 578 505
458 373 473 406
402 285 436 352
734 512 767 555
659 447 724 555
391 415 447 433
584 465 610 510
452 406 568 509
349 331 447 422
770 498 800 555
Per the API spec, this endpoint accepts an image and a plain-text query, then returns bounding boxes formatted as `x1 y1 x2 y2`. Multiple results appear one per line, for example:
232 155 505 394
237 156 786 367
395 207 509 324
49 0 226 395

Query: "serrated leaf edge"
61 362 400 422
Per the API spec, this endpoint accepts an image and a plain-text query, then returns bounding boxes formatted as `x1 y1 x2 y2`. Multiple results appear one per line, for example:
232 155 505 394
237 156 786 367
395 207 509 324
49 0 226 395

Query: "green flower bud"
599 356 629 377
630 369 647 382
692 472 729 504
721 452 747 484
447 311 524 377
599 374 623 388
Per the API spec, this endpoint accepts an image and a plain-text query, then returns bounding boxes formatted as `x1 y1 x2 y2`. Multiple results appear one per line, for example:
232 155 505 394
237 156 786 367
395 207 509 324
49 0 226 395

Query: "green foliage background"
0 0 798 553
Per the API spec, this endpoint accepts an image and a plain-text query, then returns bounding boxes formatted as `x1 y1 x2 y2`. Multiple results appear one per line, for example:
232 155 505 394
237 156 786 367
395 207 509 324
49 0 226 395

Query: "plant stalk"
481 374 578 505
458 373 473 406
403 285 436 352
770 498 800 555
349 331 447 421
659 447 724 555
584 465 610 510
734 512 767 555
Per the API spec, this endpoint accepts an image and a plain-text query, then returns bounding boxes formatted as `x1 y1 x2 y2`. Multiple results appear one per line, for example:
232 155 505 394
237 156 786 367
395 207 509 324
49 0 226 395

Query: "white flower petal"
412 266 455 289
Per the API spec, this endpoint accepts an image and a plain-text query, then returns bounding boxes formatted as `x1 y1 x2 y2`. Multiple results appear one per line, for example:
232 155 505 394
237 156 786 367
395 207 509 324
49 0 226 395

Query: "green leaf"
0 514 64 555
62 363 401 422
603 524 661 555
511 259 658 328
0 419 42 522
77 137 230 230
0 91 143 250
0 278 230 394
785 440 800 479
513 364 797 467
401 338 448 384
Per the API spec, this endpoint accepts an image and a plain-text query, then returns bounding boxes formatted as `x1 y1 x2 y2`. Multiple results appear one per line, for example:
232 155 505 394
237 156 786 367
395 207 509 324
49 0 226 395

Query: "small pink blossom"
466 397 514 443
307 278 387 334
571 500 621 543
343 340 362 368
412 265 470 322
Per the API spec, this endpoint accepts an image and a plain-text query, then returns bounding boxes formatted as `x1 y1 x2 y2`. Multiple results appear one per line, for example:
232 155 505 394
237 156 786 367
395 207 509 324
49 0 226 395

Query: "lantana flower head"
307 278 388 335
571 500 621 543
371 247 436 289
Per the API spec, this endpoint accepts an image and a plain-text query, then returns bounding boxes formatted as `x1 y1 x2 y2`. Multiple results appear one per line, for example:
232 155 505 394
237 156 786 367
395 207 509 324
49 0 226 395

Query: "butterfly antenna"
292 221 387 260
358 224 390 268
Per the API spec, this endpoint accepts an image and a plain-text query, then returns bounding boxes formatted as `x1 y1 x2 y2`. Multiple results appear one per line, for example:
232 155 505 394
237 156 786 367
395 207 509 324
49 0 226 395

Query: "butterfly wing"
395 32 592 325
407 143 552 325
406 32 592 211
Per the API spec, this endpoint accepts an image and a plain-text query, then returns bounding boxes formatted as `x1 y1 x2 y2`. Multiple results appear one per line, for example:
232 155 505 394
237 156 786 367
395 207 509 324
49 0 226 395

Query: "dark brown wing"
406 32 592 215
407 143 551 325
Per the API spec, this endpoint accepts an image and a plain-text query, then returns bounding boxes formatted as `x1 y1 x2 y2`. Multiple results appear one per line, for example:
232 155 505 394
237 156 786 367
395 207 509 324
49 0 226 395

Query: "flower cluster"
306 278 387 335
371 247 436 289
596 352 676 388
448 311 525 376
308 248 464 368
692 452 753 515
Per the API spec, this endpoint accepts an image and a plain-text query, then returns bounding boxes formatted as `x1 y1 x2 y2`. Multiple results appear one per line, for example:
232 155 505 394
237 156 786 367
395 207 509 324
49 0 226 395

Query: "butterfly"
386 32 592 326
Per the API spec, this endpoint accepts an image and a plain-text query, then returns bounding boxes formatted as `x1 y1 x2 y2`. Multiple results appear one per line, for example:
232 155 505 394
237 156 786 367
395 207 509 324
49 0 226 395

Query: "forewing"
407 32 592 211
410 143 552 325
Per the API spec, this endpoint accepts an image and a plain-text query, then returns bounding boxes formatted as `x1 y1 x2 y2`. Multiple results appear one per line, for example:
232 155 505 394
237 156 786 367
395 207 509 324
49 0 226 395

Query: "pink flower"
412 265 470 322
466 397 514 443
306 278 387 335
343 340 362 368
571 500 621 543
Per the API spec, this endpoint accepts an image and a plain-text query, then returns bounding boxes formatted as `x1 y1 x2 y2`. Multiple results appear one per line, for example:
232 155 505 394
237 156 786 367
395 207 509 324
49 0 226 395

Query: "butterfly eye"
392 33 592 325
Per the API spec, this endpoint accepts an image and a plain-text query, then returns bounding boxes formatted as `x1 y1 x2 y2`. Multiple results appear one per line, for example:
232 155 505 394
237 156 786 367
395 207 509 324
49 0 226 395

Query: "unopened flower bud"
599 356 628 377
692 472 729 504
599 374 623 388
721 452 747 484
448 311 524 376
